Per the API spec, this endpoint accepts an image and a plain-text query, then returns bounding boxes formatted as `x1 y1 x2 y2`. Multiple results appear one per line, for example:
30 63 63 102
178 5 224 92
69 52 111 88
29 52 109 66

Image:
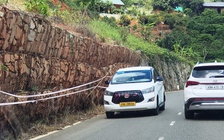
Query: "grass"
88 20 188 63
89 20 122 43
0 0 26 11
89 20 156 50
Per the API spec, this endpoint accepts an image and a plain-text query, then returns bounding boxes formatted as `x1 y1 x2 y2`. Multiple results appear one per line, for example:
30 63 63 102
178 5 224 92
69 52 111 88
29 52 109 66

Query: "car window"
192 66 224 78
153 68 160 81
111 70 152 84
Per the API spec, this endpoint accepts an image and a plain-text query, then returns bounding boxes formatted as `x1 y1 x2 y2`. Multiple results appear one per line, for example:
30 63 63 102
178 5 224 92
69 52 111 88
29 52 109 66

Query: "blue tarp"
174 6 183 12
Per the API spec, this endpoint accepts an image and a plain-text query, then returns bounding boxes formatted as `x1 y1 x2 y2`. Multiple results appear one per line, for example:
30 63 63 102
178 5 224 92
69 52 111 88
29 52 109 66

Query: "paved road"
33 91 224 140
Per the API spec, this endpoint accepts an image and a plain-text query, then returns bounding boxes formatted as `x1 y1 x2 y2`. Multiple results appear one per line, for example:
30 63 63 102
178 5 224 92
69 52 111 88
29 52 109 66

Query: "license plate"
119 102 136 107
206 85 224 90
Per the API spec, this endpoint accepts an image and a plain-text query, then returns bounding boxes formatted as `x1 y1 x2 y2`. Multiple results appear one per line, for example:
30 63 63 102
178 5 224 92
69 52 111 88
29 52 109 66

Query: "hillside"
0 1 193 139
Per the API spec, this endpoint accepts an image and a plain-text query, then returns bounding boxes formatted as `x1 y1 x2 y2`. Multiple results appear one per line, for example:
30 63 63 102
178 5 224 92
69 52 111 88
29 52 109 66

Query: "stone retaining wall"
0 7 141 139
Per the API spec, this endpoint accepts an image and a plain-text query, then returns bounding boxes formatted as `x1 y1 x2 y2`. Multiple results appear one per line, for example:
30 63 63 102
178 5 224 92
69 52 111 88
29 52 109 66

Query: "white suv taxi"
104 66 166 118
184 61 224 119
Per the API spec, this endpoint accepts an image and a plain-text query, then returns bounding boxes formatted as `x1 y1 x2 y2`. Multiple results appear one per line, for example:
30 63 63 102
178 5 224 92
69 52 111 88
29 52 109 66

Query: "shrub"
120 27 129 42
164 14 176 29
76 24 96 39
25 0 50 16
141 25 152 41
148 14 160 25
132 24 137 30
0 0 8 4
127 8 138 16
112 8 123 14
139 15 149 25
184 8 194 17
119 14 131 26
88 10 100 19
101 16 117 28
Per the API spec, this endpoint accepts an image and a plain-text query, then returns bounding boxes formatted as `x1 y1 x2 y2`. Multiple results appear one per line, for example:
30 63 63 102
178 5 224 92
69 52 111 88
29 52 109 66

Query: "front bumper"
104 93 156 112
104 102 157 112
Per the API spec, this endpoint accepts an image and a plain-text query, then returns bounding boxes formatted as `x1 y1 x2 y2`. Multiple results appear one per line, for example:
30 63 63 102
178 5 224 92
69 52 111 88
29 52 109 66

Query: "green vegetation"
0 0 9 4
156 9 224 62
88 20 186 63
0 64 7 72
3 0 224 64
25 0 50 16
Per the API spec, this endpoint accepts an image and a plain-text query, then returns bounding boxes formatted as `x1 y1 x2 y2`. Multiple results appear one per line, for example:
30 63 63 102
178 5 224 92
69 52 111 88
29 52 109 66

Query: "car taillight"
186 81 199 87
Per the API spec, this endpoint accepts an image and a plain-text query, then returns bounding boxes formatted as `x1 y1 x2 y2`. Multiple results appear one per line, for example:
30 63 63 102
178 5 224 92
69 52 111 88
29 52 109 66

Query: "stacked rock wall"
0 7 141 92
0 7 141 139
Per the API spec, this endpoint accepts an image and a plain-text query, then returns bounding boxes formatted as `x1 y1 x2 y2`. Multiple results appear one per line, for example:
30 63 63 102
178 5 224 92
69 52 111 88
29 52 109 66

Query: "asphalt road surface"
33 91 224 140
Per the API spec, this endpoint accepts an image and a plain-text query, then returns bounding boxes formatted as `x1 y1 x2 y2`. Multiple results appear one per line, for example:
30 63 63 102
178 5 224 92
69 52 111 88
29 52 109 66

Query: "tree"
152 0 181 11
157 30 191 51
175 0 203 15
201 9 219 24
196 34 214 61
122 0 136 7
189 0 204 15
95 1 113 13
176 0 191 8
209 39 224 60
142 0 153 11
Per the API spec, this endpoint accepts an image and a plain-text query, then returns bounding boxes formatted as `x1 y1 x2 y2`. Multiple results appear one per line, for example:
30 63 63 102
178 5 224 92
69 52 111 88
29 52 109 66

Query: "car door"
153 68 164 104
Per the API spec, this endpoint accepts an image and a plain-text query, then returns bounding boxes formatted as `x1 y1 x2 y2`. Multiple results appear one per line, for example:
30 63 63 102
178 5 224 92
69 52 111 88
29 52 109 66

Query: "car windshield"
192 66 224 78
111 70 152 84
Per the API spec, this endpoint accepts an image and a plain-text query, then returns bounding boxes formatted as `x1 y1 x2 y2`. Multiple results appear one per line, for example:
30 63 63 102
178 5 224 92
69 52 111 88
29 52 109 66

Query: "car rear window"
192 66 224 78
111 70 152 84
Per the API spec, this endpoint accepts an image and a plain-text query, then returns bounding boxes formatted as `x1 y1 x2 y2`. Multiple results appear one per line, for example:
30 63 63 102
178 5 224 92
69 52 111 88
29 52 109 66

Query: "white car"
104 66 166 118
184 61 224 119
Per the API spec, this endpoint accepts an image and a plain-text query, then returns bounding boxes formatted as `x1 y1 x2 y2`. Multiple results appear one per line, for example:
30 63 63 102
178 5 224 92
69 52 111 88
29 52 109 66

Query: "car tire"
184 107 194 119
106 112 114 118
152 98 159 115
160 102 165 111
160 95 166 111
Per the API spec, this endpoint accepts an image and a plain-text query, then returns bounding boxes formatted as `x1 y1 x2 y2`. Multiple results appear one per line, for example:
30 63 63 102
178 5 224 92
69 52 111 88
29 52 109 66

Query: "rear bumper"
185 98 224 111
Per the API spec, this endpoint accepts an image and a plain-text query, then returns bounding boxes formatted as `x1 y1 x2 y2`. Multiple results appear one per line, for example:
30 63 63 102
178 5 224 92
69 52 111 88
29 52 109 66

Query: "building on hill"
203 2 224 13
101 0 125 9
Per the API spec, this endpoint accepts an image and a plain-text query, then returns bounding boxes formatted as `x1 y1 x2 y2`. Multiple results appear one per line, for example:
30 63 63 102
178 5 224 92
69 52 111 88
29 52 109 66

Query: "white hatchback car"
184 61 224 119
104 66 166 118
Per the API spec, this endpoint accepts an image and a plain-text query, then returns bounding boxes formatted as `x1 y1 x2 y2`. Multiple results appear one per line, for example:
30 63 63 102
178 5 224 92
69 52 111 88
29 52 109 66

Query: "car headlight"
104 90 114 96
141 87 155 94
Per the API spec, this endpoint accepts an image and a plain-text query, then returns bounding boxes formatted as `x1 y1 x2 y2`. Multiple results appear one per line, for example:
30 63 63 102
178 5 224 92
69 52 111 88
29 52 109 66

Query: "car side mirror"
105 80 110 85
156 76 163 81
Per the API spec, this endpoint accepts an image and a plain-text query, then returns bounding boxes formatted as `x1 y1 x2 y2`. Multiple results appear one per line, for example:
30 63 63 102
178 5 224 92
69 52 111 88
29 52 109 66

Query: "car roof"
194 62 224 67
117 66 153 72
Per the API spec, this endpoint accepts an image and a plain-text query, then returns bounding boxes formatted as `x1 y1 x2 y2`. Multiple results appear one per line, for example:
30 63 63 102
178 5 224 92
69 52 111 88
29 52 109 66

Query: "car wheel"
160 95 166 111
152 98 159 115
160 102 165 111
106 112 114 118
184 107 194 119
